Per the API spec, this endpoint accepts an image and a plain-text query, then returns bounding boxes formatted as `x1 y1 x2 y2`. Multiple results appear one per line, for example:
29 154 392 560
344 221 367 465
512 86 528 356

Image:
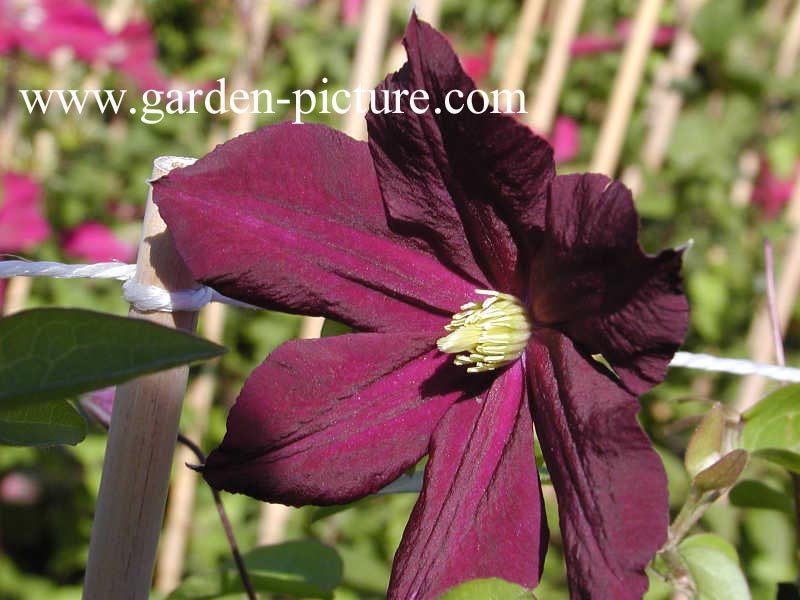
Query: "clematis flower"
751 156 800 219
340 0 363 25
62 221 136 263
549 115 580 164
572 19 675 56
154 15 688 600
0 171 50 252
0 0 111 62
460 34 496 84
0 171 50 313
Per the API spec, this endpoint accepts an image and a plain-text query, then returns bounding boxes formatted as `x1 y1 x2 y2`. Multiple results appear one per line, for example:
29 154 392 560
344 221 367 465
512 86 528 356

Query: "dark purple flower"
154 15 688 600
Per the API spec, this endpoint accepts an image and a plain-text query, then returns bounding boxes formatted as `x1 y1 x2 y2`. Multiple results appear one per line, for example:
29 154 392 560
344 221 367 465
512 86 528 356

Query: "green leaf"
692 0 743 55
0 308 226 410
679 538 751 600
742 385 800 473
168 541 343 600
729 479 794 514
0 399 86 446
680 534 739 565
685 403 725 478
234 541 343 597
692 449 748 492
438 578 537 600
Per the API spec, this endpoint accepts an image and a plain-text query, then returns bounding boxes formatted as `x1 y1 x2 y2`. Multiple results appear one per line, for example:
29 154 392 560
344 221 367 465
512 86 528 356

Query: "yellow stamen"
437 289 532 373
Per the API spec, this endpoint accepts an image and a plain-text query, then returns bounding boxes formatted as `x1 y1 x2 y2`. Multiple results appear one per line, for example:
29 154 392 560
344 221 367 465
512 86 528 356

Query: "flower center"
437 289 532 373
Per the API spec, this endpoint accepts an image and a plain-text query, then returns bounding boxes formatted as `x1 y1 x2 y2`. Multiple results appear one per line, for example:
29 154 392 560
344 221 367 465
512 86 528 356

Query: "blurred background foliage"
1 0 799 598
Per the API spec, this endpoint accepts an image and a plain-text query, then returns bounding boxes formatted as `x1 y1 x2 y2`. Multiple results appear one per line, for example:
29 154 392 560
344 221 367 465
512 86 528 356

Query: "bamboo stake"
83 156 198 600
385 0 443 74
1 277 31 316
776 0 800 77
499 0 547 112
154 303 226 592
156 3 272 589
590 0 663 176
622 0 704 195
526 0 584 134
342 0 393 140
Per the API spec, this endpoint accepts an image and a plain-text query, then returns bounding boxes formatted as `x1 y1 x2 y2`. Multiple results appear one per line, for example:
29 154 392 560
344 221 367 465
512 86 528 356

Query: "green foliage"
0 308 225 411
742 384 800 473
0 399 86 446
679 535 751 600
729 479 794 514
167 541 343 599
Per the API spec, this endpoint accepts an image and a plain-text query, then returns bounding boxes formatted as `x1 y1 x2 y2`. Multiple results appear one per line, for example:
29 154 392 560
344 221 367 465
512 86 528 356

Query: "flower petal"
367 14 555 292
530 173 688 393
203 332 472 505
0 172 50 252
154 122 476 333
388 361 547 600
62 222 135 263
528 330 668 599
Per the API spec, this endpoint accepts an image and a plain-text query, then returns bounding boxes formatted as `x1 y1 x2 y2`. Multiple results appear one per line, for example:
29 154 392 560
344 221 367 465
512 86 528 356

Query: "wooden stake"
83 156 198 600
499 0 547 112
155 4 273 590
590 0 663 176
1 277 31 316
385 0 443 75
154 303 226 592
622 0 704 195
527 0 584 134
776 0 800 77
342 0 393 140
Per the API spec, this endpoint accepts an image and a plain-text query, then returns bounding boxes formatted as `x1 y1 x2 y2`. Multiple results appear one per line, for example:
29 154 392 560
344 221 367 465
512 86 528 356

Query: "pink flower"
0 171 50 252
341 0 363 25
752 157 800 218
549 115 580 164
572 19 675 56
0 471 42 505
0 1 193 94
460 35 496 84
100 20 175 93
79 386 115 429
0 0 112 62
62 221 136 263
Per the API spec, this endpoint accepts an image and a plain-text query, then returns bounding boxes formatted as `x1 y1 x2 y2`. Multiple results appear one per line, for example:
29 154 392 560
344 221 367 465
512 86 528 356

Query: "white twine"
0 259 258 312
670 351 800 383
2 259 800 383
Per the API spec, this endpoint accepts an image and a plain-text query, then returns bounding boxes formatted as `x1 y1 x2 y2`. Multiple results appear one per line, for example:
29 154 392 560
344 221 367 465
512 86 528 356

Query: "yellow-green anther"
437 289 532 373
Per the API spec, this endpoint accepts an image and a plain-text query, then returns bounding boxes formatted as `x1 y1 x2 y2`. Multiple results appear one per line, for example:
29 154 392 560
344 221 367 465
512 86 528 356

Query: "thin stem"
177 434 256 600
666 488 709 549
764 240 786 369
